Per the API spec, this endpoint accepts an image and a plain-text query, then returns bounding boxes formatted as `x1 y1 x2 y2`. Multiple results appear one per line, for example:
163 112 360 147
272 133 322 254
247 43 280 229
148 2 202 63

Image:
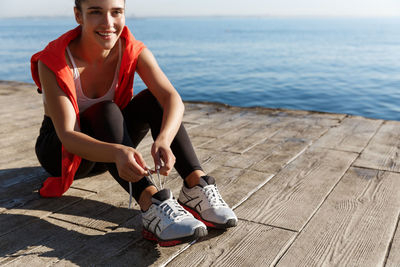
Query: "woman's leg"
79 101 154 203
122 89 203 180
35 115 97 179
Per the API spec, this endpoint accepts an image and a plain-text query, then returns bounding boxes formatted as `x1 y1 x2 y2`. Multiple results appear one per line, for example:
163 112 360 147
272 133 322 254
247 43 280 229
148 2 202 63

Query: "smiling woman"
30 0 237 247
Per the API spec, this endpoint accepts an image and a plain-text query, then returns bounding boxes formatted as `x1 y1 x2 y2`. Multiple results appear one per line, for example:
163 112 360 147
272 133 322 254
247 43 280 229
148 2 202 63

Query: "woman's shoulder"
121 27 146 52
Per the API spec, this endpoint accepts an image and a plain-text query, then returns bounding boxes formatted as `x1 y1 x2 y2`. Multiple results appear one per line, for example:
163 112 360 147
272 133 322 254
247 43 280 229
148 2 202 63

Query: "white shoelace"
159 198 191 221
203 185 227 208
128 167 166 209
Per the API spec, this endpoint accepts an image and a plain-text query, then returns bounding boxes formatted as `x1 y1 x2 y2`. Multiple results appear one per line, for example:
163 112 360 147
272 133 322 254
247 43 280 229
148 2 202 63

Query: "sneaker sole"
142 227 208 247
179 201 238 229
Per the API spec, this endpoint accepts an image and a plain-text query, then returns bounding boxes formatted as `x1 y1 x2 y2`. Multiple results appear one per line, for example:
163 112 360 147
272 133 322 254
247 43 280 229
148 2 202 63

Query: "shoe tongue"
151 189 173 204
199 175 216 187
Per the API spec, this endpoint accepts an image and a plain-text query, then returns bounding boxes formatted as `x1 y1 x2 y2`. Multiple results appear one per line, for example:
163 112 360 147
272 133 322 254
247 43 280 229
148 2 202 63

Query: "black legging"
35 89 203 201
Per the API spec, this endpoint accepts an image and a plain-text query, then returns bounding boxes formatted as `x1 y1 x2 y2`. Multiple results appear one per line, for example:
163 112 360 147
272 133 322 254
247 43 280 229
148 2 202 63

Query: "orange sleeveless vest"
31 26 146 197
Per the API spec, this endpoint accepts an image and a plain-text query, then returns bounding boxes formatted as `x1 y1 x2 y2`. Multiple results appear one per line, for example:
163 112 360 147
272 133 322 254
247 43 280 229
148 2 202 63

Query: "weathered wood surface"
1 81 399 267
386 220 400 267
354 121 400 172
235 148 358 231
276 167 400 267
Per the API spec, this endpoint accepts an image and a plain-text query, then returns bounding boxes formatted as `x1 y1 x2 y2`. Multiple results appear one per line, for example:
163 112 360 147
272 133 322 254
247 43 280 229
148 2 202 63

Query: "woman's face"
75 0 125 50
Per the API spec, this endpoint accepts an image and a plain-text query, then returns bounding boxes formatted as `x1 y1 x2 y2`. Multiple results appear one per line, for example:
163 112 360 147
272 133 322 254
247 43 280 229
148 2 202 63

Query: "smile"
96 31 116 38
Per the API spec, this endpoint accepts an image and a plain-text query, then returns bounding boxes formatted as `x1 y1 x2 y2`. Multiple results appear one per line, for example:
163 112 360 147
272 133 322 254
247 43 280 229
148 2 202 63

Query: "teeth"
98 32 113 36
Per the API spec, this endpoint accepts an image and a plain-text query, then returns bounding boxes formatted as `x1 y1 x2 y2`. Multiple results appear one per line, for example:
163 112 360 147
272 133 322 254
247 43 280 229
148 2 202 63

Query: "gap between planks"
383 211 400 266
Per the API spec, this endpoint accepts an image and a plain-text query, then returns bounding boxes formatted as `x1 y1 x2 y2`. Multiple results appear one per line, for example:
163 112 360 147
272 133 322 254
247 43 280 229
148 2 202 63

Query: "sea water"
1 17 399 120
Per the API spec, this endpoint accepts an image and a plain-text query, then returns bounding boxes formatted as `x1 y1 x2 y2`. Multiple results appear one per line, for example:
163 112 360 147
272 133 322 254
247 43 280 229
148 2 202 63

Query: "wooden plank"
1 139 36 165
0 164 46 206
2 180 138 266
199 119 281 154
269 119 332 142
0 165 45 191
354 121 400 172
191 148 240 175
0 172 118 238
264 110 344 127
0 214 106 266
186 112 251 139
188 135 214 148
276 167 400 267
0 188 89 238
0 175 114 238
153 221 296 267
208 168 274 208
249 139 309 174
313 116 383 153
246 122 328 174
235 148 358 231
182 103 232 125
386 217 400 267
0 102 42 126
52 214 164 267
0 188 99 264
0 124 40 144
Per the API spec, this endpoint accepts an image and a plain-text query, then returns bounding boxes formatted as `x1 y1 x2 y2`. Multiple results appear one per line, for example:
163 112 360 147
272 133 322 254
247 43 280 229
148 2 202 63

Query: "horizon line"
1 14 400 19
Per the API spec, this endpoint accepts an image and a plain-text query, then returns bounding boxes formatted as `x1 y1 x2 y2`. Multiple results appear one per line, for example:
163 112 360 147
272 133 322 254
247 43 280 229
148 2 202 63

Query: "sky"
0 0 399 18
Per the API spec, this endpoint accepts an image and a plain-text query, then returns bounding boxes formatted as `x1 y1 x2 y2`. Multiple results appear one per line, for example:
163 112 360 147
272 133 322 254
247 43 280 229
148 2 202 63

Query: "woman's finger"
130 159 147 177
163 149 175 170
134 151 147 170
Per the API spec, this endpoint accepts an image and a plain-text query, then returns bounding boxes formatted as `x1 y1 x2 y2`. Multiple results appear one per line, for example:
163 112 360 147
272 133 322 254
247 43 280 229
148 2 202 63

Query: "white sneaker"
178 176 238 229
142 189 207 247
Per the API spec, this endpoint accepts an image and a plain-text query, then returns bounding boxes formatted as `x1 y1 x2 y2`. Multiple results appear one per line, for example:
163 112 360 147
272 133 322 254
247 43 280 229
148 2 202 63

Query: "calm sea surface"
1 17 400 120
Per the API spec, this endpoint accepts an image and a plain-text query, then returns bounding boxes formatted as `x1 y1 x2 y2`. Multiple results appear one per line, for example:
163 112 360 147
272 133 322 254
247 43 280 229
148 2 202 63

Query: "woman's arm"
38 60 147 181
136 48 185 175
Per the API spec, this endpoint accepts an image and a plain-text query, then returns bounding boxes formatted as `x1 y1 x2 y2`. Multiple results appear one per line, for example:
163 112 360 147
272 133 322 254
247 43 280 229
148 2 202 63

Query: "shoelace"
128 167 166 209
159 198 190 221
204 184 227 208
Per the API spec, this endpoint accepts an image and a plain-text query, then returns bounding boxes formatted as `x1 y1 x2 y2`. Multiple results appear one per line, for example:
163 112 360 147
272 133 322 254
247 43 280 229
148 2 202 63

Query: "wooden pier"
1 81 400 266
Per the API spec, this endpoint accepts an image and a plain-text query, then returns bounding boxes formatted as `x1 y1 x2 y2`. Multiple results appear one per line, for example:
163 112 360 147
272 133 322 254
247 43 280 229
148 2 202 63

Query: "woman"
31 0 237 247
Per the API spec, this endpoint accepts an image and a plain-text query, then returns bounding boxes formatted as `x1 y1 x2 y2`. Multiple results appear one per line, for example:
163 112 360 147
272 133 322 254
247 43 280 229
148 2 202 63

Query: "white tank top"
66 41 121 112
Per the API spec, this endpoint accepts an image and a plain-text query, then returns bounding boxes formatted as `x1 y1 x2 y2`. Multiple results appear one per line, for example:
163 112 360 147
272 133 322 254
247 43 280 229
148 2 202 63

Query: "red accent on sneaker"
142 228 183 247
179 203 217 228
142 228 157 242
159 240 182 247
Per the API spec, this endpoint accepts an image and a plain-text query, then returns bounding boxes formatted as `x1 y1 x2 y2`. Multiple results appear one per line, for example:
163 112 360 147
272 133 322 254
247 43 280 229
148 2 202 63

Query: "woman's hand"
151 140 176 176
114 144 148 182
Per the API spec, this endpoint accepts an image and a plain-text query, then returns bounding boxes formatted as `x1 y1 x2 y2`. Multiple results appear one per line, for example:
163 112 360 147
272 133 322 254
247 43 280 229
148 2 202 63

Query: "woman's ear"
74 7 83 25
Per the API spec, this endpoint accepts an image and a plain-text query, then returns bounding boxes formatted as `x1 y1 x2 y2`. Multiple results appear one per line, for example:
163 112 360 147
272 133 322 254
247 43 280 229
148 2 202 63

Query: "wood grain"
313 116 382 153
235 148 358 231
199 119 281 154
277 167 400 267
168 220 296 267
386 217 400 267
354 121 400 172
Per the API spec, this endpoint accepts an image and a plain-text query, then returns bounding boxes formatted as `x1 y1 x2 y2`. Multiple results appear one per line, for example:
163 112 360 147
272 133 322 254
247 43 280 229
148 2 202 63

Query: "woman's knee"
81 101 121 121
134 89 162 110
80 101 125 143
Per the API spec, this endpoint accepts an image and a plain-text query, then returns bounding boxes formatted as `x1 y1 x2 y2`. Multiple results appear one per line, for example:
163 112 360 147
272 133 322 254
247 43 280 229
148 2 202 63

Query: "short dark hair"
75 0 84 12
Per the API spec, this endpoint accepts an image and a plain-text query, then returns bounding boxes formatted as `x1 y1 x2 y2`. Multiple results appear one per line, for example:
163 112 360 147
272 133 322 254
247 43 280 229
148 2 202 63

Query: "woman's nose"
102 13 113 26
